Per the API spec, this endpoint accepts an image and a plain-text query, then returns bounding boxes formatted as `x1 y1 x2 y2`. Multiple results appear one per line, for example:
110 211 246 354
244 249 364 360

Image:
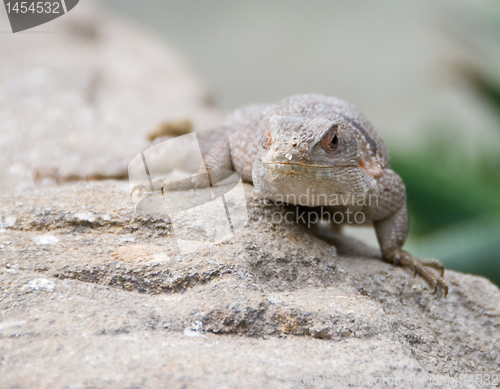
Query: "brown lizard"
37 94 448 295
155 94 448 295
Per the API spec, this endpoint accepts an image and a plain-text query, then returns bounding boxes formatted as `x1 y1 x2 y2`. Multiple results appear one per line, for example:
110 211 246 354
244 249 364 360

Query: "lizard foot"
383 248 448 297
131 177 165 198
131 178 169 218
161 174 209 194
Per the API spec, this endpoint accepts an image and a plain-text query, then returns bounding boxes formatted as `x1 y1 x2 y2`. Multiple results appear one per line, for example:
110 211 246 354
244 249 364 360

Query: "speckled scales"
197 94 447 295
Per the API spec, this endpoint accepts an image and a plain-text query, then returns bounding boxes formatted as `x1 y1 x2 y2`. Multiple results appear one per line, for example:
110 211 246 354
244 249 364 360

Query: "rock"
33 235 59 245
1 3 499 388
26 277 56 292
0 1 222 195
0 216 17 229
183 321 205 338
1 182 499 388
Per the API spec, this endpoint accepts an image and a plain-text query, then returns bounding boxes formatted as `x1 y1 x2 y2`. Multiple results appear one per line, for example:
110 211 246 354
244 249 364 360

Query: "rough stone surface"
0 1 222 195
1 3 500 389
1 182 500 388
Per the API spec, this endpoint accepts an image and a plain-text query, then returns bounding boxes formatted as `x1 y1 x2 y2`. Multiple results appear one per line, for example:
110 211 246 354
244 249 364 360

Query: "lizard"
151 94 448 296
36 93 448 295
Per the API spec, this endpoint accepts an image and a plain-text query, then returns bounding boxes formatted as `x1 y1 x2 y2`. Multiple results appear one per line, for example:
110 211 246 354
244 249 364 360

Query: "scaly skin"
166 94 448 296
40 94 448 295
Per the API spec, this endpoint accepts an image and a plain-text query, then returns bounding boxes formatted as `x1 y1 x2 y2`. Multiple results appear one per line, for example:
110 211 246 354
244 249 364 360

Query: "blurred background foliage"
398 66 500 287
96 0 500 286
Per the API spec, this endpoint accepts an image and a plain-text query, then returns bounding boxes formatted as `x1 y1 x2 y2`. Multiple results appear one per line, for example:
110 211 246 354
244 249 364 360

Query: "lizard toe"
384 248 448 297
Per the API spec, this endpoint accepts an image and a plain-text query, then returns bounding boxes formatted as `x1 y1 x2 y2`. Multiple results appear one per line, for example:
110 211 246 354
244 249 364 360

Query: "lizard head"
257 115 360 167
251 114 380 206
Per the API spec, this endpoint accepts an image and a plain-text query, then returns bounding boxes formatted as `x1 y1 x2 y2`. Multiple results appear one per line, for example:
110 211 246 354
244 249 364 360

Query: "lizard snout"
264 132 310 165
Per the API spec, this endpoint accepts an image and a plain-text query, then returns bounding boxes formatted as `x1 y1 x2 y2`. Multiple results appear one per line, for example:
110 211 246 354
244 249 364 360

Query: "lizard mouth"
264 162 334 170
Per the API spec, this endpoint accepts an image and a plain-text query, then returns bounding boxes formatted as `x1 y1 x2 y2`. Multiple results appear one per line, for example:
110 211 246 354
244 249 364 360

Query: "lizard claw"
132 177 165 198
392 253 401 267
384 248 448 297
138 185 151 197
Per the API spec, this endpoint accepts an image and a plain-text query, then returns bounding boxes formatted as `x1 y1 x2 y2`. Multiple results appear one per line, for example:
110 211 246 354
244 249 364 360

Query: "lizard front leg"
370 169 448 296
159 137 235 194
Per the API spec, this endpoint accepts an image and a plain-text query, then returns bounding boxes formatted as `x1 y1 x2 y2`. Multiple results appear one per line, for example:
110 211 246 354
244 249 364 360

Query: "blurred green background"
95 0 500 286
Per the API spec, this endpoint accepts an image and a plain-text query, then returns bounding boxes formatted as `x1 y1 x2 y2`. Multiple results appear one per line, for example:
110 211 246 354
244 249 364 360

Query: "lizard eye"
321 125 340 153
